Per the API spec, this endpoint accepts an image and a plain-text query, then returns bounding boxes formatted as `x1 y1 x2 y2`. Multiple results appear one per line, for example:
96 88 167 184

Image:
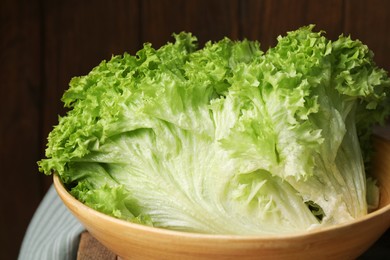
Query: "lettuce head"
39 25 390 235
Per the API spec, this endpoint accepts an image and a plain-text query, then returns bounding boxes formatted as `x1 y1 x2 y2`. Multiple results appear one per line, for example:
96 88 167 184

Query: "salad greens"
39 25 390 235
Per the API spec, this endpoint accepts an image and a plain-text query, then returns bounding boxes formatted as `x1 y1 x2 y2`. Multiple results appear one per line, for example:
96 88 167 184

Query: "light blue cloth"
18 185 85 260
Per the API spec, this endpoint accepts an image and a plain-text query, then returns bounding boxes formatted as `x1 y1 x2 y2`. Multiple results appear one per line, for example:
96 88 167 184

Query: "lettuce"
39 26 390 235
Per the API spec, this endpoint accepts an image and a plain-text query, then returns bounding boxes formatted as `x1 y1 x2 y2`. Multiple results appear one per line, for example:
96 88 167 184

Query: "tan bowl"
53 136 390 260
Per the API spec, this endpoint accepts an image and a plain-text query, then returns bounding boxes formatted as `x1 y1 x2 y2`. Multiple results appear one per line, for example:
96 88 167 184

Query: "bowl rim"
53 173 390 241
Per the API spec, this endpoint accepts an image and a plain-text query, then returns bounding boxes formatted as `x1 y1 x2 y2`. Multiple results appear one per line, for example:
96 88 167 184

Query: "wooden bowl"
53 136 390 260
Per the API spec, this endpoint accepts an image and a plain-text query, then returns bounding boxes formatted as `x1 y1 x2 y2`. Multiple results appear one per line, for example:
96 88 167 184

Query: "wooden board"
77 231 117 260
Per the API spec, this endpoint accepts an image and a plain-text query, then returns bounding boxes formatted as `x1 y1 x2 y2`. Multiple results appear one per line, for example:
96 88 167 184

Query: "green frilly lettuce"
39 26 390 234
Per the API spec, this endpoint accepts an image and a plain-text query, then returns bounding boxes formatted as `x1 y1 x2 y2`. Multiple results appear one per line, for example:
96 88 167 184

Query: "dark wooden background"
1 0 390 259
